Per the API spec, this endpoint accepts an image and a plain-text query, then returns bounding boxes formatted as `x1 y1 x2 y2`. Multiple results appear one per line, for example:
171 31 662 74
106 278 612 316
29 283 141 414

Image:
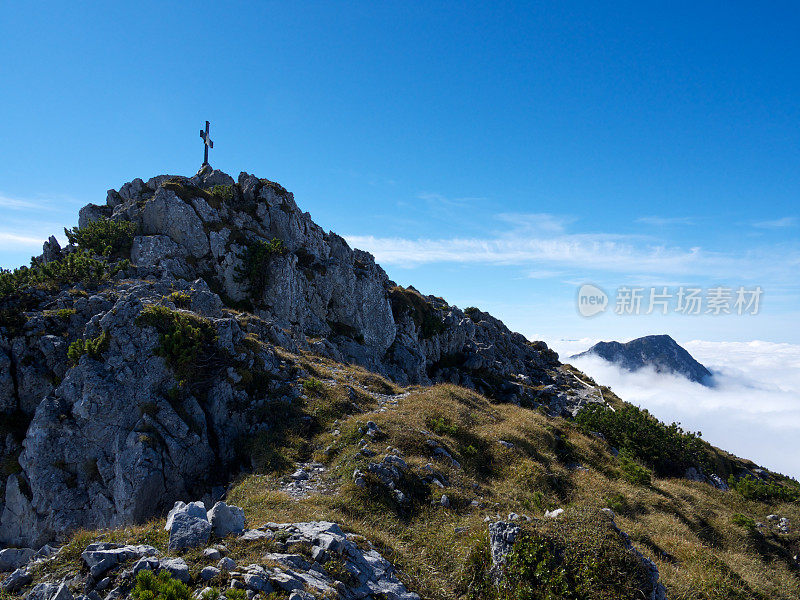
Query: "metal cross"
200 121 213 165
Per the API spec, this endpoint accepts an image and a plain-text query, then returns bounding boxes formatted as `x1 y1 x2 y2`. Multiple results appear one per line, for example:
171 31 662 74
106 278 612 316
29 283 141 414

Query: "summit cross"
200 121 213 166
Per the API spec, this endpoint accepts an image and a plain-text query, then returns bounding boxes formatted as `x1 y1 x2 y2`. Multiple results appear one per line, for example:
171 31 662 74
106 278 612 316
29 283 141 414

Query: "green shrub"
388 286 446 339
57 308 77 320
302 377 325 396
199 588 220 600
0 252 128 299
474 511 654 600
65 217 136 257
224 590 246 600
235 238 287 293
210 184 234 206
464 306 481 322
728 474 800 503
731 513 757 529
67 330 110 364
137 305 217 379
131 569 191 600
426 415 460 436
501 533 571 599
167 291 191 308
618 451 652 486
575 402 709 477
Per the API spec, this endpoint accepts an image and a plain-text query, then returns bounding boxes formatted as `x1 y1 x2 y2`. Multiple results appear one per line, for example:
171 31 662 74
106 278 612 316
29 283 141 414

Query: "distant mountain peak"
571 334 712 384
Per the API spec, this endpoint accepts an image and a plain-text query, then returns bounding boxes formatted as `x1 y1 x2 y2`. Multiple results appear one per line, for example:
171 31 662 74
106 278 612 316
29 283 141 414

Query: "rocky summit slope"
571 334 712 384
2 167 799 600
0 166 594 547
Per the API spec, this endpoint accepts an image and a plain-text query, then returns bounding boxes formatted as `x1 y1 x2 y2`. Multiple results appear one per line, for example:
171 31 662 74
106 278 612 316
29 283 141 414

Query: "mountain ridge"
0 166 798 600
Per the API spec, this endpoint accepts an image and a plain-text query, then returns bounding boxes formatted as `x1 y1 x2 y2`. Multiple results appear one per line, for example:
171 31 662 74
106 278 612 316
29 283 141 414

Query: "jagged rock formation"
0 166 600 547
571 334 712 384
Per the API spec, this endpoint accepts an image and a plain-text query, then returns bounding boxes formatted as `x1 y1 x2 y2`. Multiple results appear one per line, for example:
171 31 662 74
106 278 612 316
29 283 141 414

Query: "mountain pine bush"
65 217 136 257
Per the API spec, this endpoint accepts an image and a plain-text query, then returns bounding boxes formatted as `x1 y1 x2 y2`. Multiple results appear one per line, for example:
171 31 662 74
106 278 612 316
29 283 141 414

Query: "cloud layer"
345 213 800 284
550 338 800 479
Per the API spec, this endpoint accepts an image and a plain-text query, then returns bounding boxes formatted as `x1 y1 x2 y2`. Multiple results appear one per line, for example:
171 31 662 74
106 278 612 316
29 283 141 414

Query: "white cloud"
0 194 38 209
753 217 797 229
550 338 800 479
0 231 48 249
344 231 792 283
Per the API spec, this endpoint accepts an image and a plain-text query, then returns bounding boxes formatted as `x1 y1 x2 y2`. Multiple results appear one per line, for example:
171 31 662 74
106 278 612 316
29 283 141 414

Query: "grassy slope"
24 349 800 600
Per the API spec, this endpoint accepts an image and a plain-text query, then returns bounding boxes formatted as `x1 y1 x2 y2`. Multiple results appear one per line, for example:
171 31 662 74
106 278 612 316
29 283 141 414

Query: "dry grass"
47 377 800 599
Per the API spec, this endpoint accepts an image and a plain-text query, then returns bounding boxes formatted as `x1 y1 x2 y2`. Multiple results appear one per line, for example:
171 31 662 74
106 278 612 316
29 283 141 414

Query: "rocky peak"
0 166 595 547
571 334 712 384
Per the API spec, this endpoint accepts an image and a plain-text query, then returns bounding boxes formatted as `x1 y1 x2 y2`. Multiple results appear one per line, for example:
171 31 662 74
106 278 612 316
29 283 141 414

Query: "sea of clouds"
547 338 800 480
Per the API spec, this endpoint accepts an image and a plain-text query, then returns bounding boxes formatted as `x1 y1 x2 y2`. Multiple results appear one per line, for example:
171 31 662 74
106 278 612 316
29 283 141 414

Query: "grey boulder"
0 547 34 572
169 512 211 551
207 502 246 538
81 543 157 578
160 558 190 583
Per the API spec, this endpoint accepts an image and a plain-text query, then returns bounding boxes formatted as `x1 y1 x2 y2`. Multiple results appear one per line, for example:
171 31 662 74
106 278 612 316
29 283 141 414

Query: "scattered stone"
544 508 564 519
218 557 236 571
169 512 211 552
1 568 32 592
203 548 222 561
243 573 272 593
488 521 521 572
497 440 515 449
132 557 159 575
160 558 190 583
165 501 208 531
708 474 729 491
207 502 246 538
95 578 111 592
26 581 72 600
81 543 157 578
291 469 309 481
239 530 272 541
0 548 35 572
200 566 220 581
440 495 450 508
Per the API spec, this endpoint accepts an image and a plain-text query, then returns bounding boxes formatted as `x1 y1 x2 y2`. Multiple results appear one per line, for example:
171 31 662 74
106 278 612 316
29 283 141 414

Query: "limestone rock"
0 547 34 572
80 543 157 578
141 188 210 258
169 512 211 552
160 557 190 583
165 501 207 531
207 502 246 538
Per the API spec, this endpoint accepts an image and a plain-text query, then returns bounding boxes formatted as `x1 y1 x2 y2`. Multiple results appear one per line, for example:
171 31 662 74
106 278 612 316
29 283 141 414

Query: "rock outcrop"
0 166 592 546
571 334 712 384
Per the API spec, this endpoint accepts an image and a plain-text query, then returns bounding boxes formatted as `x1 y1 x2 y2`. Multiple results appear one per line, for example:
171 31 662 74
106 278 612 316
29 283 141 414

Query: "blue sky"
1 1 799 345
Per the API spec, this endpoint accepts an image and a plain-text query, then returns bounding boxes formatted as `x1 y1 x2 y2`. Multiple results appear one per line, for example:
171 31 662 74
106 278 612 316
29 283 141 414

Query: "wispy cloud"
0 194 38 210
636 216 696 226
753 216 797 229
344 211 800 285
0 231 48 249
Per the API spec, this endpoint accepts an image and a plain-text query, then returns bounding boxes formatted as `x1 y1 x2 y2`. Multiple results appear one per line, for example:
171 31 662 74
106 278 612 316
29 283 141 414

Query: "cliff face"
0 166 596 546
571 334 712 384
